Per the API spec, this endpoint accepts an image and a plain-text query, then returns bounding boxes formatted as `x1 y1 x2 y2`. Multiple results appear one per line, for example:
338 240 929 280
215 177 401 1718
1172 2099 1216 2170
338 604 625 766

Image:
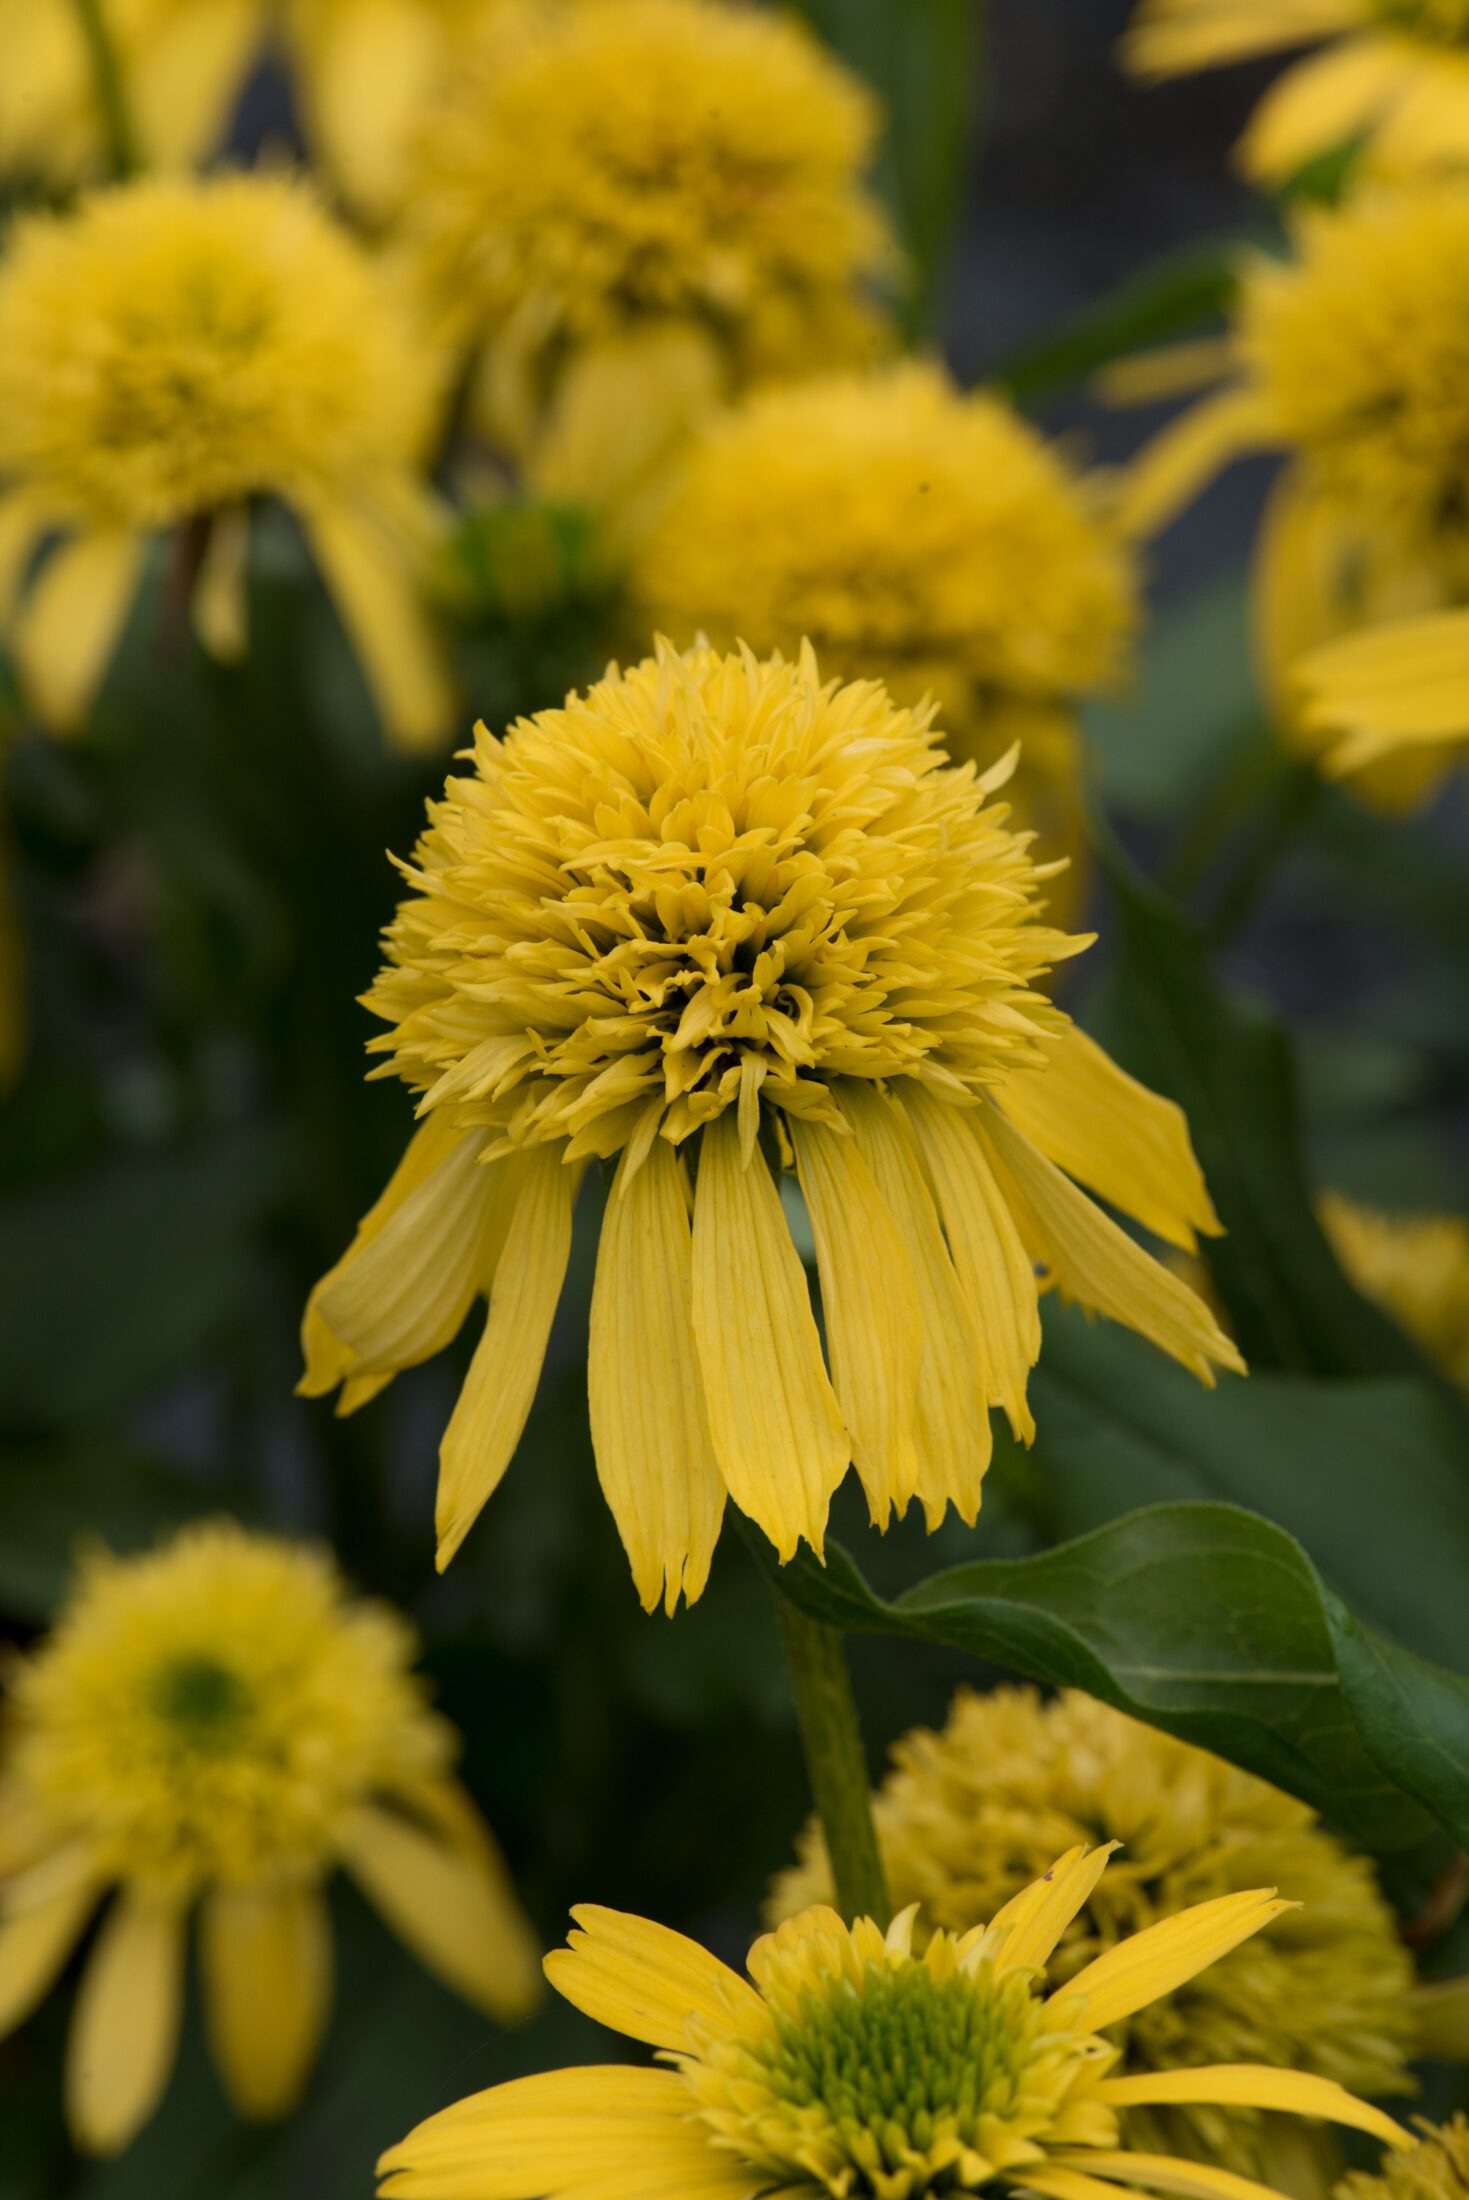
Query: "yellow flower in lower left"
0 1522 541 2155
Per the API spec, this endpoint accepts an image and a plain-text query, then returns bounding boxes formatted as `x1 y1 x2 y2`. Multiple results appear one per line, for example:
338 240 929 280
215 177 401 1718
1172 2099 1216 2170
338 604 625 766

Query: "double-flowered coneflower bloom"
0 1524 540 2154
772 1688 1416 2190
377 1853 1409 2200
0 173 453 750
1123 0 1469 187
399 0 896 488
302 641 1239 1612
1340 2116 1469 2200
635 364 1138 921
1114 184 1469 810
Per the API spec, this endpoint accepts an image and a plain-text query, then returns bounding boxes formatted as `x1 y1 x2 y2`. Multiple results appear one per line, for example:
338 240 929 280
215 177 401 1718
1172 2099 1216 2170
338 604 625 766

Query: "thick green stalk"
775 1592 890 1927
72 0 138 178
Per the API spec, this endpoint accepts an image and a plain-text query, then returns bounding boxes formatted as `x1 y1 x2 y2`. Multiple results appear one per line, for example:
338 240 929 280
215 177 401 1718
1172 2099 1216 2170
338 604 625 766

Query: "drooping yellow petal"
1237 35 1402 183
66 1888 186 2156
127 0 263 169
200 1882 333 2120
313 1127 500 1381
343 1804 542 2024
0 1855 100 2036
979 1103 1244 1384
690 1111 849 1562
296 492 454 755
435 1147 578 1569
13 531 146 735
1112 388 1277 543
588 1139 725 1614
790 1116 922 1528
988 1844 1121 1977
900 1087 1040 1443
543 1906 762 2053
1095 2067 1409 2149
1047 2154 1313 2200
192 505 251 662
1094 338 1241 407
291 0 447 224
1048 1889 1295 2033
995 1025 1220 1252
1122 0 1363 80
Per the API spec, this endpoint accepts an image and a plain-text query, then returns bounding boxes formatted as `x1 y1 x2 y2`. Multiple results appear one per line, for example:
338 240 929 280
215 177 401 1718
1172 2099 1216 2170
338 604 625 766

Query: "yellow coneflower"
1123 0 1469 186
773 1687 1416 2189
399 0 897 481
1339 2116 1469 2200
0 0 267 184
1112 183 1469 809
301 640 1238 1612
378 1859 1409 2200
635 363 1138 918
1319 1192 1469 1395
0 1522 541 2155
0 173 453 751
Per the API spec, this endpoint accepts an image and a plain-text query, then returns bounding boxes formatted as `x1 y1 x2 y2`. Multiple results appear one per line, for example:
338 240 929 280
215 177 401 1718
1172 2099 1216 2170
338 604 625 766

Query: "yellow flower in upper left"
0 1522 541 2155
0 173 454 750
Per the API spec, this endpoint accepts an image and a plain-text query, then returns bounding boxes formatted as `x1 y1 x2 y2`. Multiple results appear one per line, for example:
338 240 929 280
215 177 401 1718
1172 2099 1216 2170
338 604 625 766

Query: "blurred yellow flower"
1113 184 1469 809
301 640 1237 1612
0 1522 540 2155
773 1687 1416 2189
635 363 1138 915
1320 1191 1469 1393
1339 2116 1469 2200
0 0 267 184
1296 607 1469 784
399 0 897 474
378 1867 1408 2200
0 173 454 750
1123 0 1469 185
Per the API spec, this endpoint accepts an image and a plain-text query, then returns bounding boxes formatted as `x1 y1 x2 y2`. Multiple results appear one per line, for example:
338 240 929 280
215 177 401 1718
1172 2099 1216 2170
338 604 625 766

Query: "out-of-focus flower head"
0 1522 541 2154
377 1866 1410 2200
302 639 1237 1614
0 173 454 750
1338 2116 1469 2200
773 1686 1416 2190
635 363 1139 918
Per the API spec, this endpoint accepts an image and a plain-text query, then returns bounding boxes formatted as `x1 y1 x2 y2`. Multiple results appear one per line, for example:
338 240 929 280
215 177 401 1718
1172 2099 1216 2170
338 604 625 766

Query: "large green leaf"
1086 839 1439 1380
755 1501 1469 1854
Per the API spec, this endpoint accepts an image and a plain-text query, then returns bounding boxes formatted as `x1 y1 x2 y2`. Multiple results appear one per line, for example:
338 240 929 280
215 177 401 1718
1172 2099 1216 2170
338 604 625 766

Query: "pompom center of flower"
149 1653 254 1751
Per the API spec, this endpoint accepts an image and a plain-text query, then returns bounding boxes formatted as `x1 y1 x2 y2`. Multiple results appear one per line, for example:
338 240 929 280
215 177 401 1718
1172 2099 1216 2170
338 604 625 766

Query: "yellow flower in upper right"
1122 0 1469 187
1114 183 1469 809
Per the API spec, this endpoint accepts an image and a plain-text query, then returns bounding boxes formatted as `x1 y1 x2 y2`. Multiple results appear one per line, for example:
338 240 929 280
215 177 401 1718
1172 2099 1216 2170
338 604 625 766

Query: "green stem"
1203 762 1322 950
72 0 138 179
775 1592 890 1927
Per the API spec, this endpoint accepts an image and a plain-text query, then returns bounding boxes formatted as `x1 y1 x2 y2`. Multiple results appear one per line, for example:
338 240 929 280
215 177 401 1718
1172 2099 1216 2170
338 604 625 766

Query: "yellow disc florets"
402 0 895 380
366 641 1077 1160
7 1524 450 1893
771 1688 1415 2178
1241 189 1469 576
0 174 436 534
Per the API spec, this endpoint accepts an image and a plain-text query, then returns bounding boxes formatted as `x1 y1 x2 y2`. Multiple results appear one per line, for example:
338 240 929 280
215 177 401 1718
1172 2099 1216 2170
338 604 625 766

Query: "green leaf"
997 238 1242 405
759 1502 1469 1853
1086 836 1439 1380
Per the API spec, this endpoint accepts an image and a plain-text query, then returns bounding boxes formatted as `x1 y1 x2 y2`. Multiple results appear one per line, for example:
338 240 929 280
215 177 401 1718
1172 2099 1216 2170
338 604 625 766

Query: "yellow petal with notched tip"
544 1906 762 2052
990 1844 1121 1977
1048 1889 1294 2033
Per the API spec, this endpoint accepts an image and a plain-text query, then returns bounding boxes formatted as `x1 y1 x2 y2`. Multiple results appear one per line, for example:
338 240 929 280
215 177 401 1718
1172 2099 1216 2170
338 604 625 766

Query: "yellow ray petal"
589 1138 725 1614
128 0 261 168
66 1888 186 2156
435 1147 578 1568
192 505 251 662
292 0 445 222
0 1857 100 2036
1112 388 1277 543
544 1906 762 2053
343 1803 542 2024
989 1844 1121 1977
841 1084 993 1526
979 1103 1243 1384
899 1087 1040 1443
1095 2066 1409 2149
996 1025 1220 1252
790 1116 922 1528
1048 1889 1295 2034
200 1882 333 2120
1122 0 1362 80
296 492 454 755
1048 2153 1309 2200
690 1112 849 1562
1237 36 1402 183
1094 338 1240 407
13 531 146 735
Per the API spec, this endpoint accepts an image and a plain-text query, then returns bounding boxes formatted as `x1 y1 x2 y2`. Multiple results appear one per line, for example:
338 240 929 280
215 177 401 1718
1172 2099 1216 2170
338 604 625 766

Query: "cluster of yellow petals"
772 1687 1416 2182
302 643 1237 1611
0 173 451 747
0 1525 539 2154
379 1852 1410 2200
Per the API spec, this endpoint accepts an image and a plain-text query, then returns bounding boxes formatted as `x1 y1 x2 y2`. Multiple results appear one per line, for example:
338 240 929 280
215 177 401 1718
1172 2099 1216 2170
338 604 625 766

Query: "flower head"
0 173 452 748
378 1859 1409 2200
302 640 1237 1611
1123 0 1469 186
1340 2117 1469 2200
773 1687 1416 2183
1320 1192 1469 1394
0 1523 540 2153
400 0 896 459
635 363 1138 910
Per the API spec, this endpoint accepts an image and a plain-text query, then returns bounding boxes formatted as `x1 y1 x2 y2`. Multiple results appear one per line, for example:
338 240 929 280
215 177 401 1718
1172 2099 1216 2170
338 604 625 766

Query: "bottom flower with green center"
378 1850 1409 2200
